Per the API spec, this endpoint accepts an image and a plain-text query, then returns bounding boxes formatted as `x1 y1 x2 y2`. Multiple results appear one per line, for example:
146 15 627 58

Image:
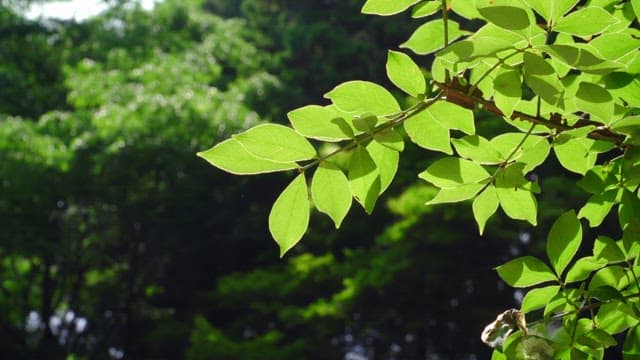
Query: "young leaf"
401 19 464 55
521 285 560 313
311 162 352 229
419 157 490 188
496 256 557 288
324 80 401 116
197 138 297 175
287 105 354 141
366 140 399 195
554 7 619 37
348 146 381 214
473 186 499 235
361 0 420 15
546 210 582 276
233 124 317 163
269 174 310 257
386 50 426 97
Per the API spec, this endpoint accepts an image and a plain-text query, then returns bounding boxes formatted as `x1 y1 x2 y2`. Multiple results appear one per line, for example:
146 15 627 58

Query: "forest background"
0 0 618 358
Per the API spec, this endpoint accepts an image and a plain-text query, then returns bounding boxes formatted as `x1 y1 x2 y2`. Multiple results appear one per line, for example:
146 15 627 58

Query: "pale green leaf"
521 285 560 313
324 80 401 116
366 139 399 195
546 210 582 276
451 135 503 164
578 190 617 227
311 162 352 229
450 0 481 19
348 146 381 214
404 110 452 154
197 138 297 175
593 235 626 263
575 82 614 124
553 137 598 175
426 183 485 205
401 19 464 55
493 69 522 117
361 0 420 15
373 128 405 152
524 0 578 24
386 50 426 97
523 52 563 105
496 186 537 225
233 124 316 163
431 101 475 134
419 157 490 188
288 105 354 141
477 4 531 30
473 186 499 235
565 256 607 283
633 0 640 21
412 1 441 18
496 256 557 287
490 133 550 173
554 7 619 37
269 174 310 257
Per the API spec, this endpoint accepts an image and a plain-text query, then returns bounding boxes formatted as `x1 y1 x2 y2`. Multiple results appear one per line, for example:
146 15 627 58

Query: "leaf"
565 256 607 283
521 285 560 313
373 128 404 152
493 69 522 117
401 19 464 55
554 7 619 37
404 101 475 154
451 135 503 164
197 138 297 175
553 137 597 175
620 190 640 230
366 139 399 195
348 146 381 214
624 326 640 357
352 113 378 133
523 52 563 105
577 189 617 227
490 133 550 173
386 50 426 97
412 1 441 18
477 5 531 30
233 124 316 163
524 0 579 24
361 0 420 15
311 162 352 228
287 105 354 141
596 303 639 335
496 256 557 288
473 186 499 235
426 183 485 205
633 0 640 21
593 235 626 263
546 210 582 276
324 80 401 116
419 157 490 188
269 174 310 257
495 183 538 226
575 82 614 124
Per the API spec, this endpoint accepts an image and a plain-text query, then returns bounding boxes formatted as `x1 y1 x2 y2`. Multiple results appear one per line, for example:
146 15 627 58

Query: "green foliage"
200 0 640 358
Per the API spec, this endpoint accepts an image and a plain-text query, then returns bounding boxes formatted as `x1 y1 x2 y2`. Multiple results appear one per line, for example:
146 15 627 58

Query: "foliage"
200 0 640 358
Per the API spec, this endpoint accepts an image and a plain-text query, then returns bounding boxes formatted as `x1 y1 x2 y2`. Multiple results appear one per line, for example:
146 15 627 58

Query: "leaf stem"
467 49 523 96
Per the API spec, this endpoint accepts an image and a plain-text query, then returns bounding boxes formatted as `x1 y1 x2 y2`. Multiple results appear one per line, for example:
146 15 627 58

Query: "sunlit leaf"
348 146 381 214
288 105 354 141
521 285 560 313
325 80 401 116
401 19 464 55
362 0 420 15
386 50 426 97
473 186 499 235
554 7 619 37
197 138 297 175
546 210 582 276
496 256 557 287
234 124 317 162
269 174 310 257
419 157 490 188
311 162 352 228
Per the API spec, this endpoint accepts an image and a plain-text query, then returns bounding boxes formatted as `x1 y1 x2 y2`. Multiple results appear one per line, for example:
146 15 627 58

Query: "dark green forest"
0 0 621 358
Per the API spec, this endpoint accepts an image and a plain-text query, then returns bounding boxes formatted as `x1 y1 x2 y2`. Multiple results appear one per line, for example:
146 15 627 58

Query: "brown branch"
433 79 626 146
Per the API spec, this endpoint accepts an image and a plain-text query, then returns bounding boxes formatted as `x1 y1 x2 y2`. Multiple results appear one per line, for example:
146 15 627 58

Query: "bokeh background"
0 0 606 358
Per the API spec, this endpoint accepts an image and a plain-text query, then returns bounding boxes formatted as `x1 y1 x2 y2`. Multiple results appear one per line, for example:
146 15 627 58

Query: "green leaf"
386 50 426 97
523 52 563 105
633 0 640 21
348 146 381 214
546 210 582 276
620 190 640 230
269 174 310 257
324 80 401 116
589 285 625 303
521 285 560 313
578 189 617 227
197 138 297 175
373 128 405 152
611 116 640 142
352 113 378 133
404 101 475 154
412 1 441 18
361 0 420 15
565 256 607 283
288 105 354 141
233 124 317 163
575 82 614 124
477 5 531 31
450 0 481 19
596 303 639 336
493 69 522 117
495 180 538 225
490 133 550 173
624 326 640 357
426 183 485 205
473 186 499 235
401 19 464 55
553 137 598 175
419 157 490 188
524 0 578 24
452 135 503 164
593 235 626 263
554 7 619 37
311 162 352 229
590 265 627 291
496 256 557 287
366 139 399 195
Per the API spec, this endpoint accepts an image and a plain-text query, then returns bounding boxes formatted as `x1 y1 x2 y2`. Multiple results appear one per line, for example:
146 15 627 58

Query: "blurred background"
0 0 598 358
